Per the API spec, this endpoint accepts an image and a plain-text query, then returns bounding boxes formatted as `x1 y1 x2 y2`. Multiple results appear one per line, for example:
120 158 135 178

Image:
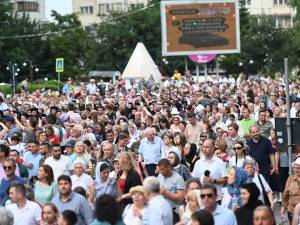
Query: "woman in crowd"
183 143 199 172
222 167 248 209
91 194 125 225
229 141 252 168
179 190 202 225
95 162 118 198
281 158 300 224
45 124 61 145
34 165 57 205
170 116 181 133
122 186 147 225
163 132 181 158
174 132 187 157
71 160 94 204
40 203 59 225
167 151 191 181
117 152 142 207
190 209 214 225
70 141 93 174
235 183 263 225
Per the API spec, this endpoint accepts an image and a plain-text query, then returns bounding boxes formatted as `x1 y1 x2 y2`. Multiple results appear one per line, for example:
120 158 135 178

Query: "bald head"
145 127 155 142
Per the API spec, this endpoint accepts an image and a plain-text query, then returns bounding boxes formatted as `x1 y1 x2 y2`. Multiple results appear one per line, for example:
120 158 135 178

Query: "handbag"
257 174 271 206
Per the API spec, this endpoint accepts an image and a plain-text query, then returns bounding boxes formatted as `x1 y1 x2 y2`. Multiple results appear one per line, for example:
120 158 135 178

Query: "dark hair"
186 178 201 189
83 140 92 147
227 122 239 131
28 140 40 145
40 142 51 149
201 184 217 195
61 210 78 225
57 175 72 185
3 158 16 168
94 194 122 225
158 158 172 167
100 163 110 172
259 109 267 114
51 143 61 149
191 210 214 225
187 112 196 118
40 165 54 185
9 149 20 155
43 203 58 215
116 132 128 144
11 135 21 142
73 186 87 198
9 183 26 196
105 129 114 134
240 183 260 203
0 144 10 158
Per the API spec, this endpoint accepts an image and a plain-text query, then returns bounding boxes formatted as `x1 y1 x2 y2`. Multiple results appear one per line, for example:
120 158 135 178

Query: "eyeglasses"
200 193 214 199
200 136 207 138
233 146 243 150
3 166 13 170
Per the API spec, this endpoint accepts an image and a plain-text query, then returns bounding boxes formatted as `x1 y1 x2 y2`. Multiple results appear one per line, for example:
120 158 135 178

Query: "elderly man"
138 127 165 176
142 176 173 225
253 206 275 225
86 79 97 95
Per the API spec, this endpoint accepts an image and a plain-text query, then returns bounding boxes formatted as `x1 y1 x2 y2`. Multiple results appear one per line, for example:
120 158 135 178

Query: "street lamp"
23 60 39 81
6 62 19 95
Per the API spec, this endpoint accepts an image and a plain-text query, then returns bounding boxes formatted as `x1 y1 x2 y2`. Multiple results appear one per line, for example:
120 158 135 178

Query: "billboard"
161 0 240 56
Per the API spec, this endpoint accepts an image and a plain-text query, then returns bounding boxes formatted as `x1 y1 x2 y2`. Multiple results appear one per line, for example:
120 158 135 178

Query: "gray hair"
143 176 160 193
243 159 256 168
0 208 14 225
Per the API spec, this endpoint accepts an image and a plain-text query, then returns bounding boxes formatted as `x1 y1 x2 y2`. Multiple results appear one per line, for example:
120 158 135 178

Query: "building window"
246 0 251 6
80 6 94 15
17 2 39 12
98 4 106 15
273 0 288 5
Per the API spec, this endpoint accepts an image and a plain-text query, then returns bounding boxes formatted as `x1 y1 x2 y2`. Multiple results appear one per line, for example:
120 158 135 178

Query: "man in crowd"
227 123 244 156
23 140 42 180
192 139 227 202
9 149 28 179
52 175 93 225
44 144 73 181
201 184 237 225
0 144 10 182
6 183 41 225
139 127 165 176
247 125 275 183
0 158 25 206
185 112 202 144
239 108 256 137
254 109 273 137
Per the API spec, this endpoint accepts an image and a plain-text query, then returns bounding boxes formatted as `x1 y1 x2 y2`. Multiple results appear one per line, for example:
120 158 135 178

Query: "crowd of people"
0 72 299 225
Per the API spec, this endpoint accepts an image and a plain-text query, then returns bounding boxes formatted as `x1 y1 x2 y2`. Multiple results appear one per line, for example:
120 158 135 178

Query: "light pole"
6 62 18 95
23 60 39 81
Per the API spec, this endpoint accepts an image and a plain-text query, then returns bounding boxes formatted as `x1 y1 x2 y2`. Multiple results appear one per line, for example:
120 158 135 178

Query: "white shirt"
86 83 97 95
142 195 173 225
44 155 73 181
6 200 42 225
228 156 252 168
252 174 272 203
71 173 93 192
192 156 228 201
123 204 145 225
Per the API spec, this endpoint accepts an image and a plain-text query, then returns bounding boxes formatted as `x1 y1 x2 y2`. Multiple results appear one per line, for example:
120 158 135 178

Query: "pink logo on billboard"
188 54 217 64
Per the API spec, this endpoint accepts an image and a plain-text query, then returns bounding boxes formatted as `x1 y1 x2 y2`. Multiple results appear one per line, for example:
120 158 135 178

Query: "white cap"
292 157 300 167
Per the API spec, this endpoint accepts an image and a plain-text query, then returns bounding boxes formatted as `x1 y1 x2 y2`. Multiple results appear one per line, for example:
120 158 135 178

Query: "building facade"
10 0 46 22
245 0 296 28
72 0 148 26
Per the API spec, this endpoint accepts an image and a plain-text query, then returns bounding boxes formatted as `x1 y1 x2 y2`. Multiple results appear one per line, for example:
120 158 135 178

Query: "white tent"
122 42 161 83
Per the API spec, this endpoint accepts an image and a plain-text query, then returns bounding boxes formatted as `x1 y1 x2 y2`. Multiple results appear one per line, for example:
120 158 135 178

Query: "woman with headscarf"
221 167 248 210
235 183 263 225
94 162 118 198
167 151 191 181
183 143 199 172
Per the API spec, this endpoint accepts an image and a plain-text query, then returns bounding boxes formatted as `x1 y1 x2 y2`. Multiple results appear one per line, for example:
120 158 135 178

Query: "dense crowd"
0 72 300 225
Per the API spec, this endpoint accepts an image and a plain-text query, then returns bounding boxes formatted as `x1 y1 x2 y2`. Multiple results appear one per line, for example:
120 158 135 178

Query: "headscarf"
95 161 110 183
240 183 262 209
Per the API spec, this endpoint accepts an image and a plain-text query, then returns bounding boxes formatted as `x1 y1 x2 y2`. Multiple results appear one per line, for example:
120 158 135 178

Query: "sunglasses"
3 166 13 170
200 193 214 199
233 146 243 150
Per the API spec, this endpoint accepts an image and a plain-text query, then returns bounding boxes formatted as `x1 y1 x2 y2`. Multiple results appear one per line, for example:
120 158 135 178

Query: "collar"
212 204 223 216
147 138 156 144
59 192 74 202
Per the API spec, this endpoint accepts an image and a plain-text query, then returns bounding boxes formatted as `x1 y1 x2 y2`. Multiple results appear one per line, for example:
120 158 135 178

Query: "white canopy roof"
122 42 161 82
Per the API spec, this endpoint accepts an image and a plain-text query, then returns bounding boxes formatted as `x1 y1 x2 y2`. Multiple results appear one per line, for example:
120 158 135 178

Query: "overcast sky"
45 0 72 21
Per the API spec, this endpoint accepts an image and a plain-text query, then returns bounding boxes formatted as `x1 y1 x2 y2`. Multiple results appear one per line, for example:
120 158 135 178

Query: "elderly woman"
281 158 300 224
71 160 94 204
94 162 118 198
122 186 147 225
70 141 93 174
222 167 248 210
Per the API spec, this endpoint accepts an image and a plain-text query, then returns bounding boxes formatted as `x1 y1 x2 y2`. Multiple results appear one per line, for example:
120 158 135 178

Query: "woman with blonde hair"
117 152 142 207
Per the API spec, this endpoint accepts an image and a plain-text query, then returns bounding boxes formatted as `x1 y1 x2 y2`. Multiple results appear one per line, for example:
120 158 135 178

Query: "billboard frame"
160 0 241 56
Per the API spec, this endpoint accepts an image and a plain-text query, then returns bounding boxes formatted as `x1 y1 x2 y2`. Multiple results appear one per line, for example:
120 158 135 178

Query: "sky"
45 0 72 21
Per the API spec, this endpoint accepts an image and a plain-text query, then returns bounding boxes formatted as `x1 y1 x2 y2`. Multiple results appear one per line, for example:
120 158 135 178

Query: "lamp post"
6 62 19 95
23 60 39 81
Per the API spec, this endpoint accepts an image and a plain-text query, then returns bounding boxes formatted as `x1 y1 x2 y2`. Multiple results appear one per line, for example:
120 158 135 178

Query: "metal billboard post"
284 58 292 175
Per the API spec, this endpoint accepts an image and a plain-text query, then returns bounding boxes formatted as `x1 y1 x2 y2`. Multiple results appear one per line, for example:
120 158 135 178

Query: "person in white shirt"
44 144 73 181
6 183 41 225
86 79 97 95
142 176 173 225
71 160 94 204
192 139 228 202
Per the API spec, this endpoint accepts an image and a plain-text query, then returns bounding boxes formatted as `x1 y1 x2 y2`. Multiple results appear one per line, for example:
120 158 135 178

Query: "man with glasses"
0 158 25 206
201 184 237 225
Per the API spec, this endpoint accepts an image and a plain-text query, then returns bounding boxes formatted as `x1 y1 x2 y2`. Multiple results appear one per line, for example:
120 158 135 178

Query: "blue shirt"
247 136 275 175
138 136 165 164
23 152 43 178
0 176 25 206
52 192 93 225
213 204 237 225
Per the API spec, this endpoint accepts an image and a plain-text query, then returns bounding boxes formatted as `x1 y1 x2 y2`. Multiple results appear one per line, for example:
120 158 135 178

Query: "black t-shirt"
247 136 275 175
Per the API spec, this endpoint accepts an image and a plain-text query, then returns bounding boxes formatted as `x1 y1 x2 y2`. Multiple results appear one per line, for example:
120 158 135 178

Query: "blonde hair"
118 152 135 172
